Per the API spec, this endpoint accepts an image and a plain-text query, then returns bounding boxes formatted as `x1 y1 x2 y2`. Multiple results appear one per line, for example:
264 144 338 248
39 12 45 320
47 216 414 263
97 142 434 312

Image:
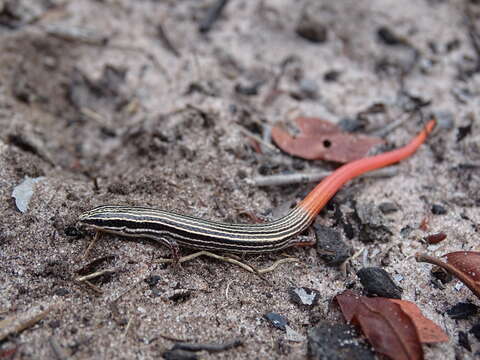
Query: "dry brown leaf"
444 251 480 282
416 252 480 299
336 290 423 360
271 117 384 163
390 299 449 343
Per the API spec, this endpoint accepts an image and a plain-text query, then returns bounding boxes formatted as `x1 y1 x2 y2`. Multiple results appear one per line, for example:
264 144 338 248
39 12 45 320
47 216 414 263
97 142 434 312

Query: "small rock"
431 204 447 215
53 288 69 296
446 302 478 320
459 331 471 352
424 232 447 244
357 267 402 299
295 13 328 43
469 323 480 341
378 202 398 214
377 26 405 46
234 81 262 96
144 275 161 287
315 225 352 266
162 349 198 360
264 312 288 331
288 287 319 307
355 202 393 243
307 322 375 360
323 70 340 82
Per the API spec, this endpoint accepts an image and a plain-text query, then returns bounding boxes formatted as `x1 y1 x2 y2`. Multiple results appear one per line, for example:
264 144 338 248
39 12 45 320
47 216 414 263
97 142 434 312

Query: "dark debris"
357 267 402 299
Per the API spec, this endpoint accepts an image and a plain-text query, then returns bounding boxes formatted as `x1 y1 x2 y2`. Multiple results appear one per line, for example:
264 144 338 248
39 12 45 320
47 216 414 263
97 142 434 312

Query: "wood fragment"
75 268 116 282
249 167 398 187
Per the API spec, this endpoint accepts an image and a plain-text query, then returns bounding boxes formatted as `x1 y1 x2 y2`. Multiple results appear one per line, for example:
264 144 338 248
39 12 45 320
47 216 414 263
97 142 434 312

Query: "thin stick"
80 280 103 295
257 257 299 274
82 232 101 259
157 251 257 273
124 316 134 338
249 167 398 187
237 126 279 152
75 269 116 282
157 251 298 274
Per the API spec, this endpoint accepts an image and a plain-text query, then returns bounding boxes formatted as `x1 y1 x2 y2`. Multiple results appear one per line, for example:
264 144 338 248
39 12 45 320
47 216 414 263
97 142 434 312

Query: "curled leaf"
416 252 480 299
336 290 449 360
272 117 384 163
444 251 480 282
336 290 423 360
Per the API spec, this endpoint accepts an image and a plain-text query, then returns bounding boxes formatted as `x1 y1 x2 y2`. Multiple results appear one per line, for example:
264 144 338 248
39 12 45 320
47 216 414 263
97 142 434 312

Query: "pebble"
264 312 288 331
378 202 398 214
469 323 480 341
446 302 478 320
315 225 351 266
431 204 447 215
357 267 402 299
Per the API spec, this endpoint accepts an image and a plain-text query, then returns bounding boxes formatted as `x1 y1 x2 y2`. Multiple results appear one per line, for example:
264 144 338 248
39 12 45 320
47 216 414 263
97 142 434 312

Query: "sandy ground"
0 0 479 359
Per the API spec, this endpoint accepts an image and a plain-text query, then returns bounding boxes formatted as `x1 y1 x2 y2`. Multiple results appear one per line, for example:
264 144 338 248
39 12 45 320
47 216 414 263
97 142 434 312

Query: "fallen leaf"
444 251 480 282
336 290 423 360
271 117 384 163
416 252 480 299
390 299 449 343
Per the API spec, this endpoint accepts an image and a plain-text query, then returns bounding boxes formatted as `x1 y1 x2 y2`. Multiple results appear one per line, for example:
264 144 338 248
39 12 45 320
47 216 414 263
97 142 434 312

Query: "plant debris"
271 117 384 163
424 232 447 245
416 252 480 299
336 290 448 360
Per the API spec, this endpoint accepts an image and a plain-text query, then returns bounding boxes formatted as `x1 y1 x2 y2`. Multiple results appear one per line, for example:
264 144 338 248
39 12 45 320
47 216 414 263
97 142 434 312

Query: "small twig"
173 338 243 352
199 0 230 33
110 278 145 304
82 280 103 295
257 257 299 274
249 167 398 187
82 232 101 259
75 255 116 275
124 316 135 338
237 126 279 152
75 269 116 282
415 253 480 299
